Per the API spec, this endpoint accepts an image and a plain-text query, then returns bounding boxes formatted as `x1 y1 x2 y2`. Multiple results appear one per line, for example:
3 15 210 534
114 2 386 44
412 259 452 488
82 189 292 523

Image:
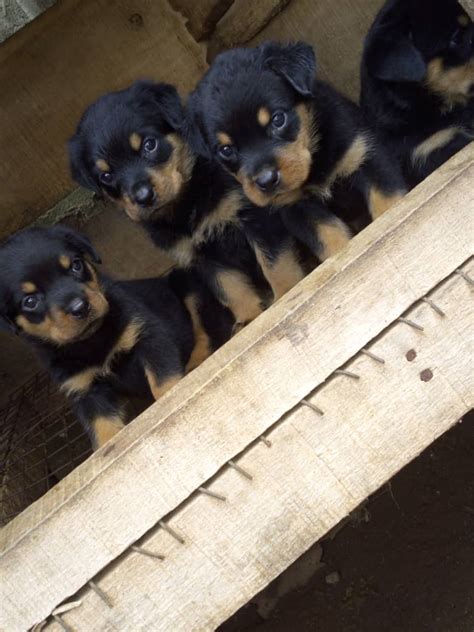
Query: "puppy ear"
263 41 316 97
184 91 213 159
53 226 102 264
68 132 101 194
132 81 185 132
366 35 426 82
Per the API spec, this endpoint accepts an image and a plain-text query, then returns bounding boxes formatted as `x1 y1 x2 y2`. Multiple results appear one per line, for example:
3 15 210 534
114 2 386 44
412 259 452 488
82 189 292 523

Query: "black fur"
0 226 234 448
361 0 474 187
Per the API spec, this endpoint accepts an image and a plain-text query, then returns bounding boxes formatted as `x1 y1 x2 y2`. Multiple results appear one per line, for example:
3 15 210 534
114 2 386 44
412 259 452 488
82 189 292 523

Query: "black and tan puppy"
0 226 233 449
186 41 407 257
69 82 307 324
361 0 473 188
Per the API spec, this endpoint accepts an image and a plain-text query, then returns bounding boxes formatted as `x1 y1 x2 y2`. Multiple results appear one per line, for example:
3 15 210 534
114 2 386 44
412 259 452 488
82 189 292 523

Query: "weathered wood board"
0 0 206 239
1 144 473 632
45 259 474 631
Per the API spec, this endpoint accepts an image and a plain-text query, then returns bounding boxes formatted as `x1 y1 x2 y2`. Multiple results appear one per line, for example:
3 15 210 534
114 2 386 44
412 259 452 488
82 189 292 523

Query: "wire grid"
0 372 92 526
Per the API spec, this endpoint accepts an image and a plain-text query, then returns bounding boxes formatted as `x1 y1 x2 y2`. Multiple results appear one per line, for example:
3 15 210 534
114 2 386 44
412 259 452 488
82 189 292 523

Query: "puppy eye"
271 111 287 130
143 137 158 153
100 171 113 184
71 259 84 274
22 295 39 311
219 145 235 159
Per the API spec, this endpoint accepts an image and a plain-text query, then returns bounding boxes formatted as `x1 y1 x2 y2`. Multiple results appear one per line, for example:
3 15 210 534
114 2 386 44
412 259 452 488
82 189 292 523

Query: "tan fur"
184 294 212 371
257 107 271 126
147 134 196 207
239 104 318 207
217 132 233 146
215 269 264 324
121 194 143 222
21 281 36 293
369 188 405 220
61 367 100 396
114 319 143 355
458 14 469 27
145 369 181 400
425 57 474 108
254 246 305 300
412 127 461 164
96 159 110 172
316 219 351 261
170 237 195 268
129 132 142 151
193 190 243 245
59 255 71 269
331 134 369 181
91 414 125 449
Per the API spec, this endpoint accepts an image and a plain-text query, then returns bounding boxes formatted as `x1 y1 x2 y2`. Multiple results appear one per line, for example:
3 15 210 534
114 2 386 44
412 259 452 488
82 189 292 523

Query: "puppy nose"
67 297 90 320
255 168 281 192
133 182 155 207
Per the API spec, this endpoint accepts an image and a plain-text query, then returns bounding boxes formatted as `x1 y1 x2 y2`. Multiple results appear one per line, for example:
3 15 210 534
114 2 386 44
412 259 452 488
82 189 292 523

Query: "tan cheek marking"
257 107 271 127
217 132 232 146
59 255 71 269
369 188 405 220
92 415 125 450
425 57 474 106
215 269 264 325
129 132 142 151
16 314 54 340
193 190 242 245
145 369 182 400
21 281 37 293
458 15 469 27
412 127 462 164
147 133 196 207
120 194 143 222
315 219 352 261
96 159 110 172
184 294 212 372
61 367 100 396
254 246 305 300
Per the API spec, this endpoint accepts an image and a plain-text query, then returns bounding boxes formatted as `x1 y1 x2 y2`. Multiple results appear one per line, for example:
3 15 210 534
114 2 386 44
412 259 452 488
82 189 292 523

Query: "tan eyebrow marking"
217 132 233 146
129 133 142 151
96 159 110 172
59 255 71 269
21 281 37 293
257 107 271 126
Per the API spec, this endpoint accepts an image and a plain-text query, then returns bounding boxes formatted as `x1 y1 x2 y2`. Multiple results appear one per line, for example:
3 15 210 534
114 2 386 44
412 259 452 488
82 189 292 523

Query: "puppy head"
69 81 195 222
366 0 473 107
186 42 318 207
0 226 108 346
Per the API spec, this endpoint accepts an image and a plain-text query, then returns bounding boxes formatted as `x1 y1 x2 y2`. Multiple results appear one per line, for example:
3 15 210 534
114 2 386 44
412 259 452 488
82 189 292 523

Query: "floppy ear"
52 226 102 264
366 34 426 82
68 132 101 194
132 81 185 132
263 41 316 97
183 90 213 159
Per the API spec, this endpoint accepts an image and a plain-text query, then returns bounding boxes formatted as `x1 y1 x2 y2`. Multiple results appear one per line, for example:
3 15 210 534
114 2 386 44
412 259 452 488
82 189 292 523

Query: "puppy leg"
362 148 407 220
183 293 213 372
214 268 265 326
73 383 125 450
281 199 352 261
254 243 305 300
145 368 182 399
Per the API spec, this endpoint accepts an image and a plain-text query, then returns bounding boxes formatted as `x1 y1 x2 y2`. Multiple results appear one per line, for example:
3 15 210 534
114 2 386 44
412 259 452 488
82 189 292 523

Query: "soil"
222 410 474 632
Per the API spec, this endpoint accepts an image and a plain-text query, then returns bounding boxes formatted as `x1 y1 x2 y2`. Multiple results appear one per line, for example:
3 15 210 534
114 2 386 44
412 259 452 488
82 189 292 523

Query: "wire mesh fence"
0 372 92 526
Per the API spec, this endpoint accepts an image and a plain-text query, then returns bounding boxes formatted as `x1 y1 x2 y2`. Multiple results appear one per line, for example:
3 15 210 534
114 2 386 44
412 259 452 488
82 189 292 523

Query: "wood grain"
0 0 206 239
1 144 473 632
46 260 474 631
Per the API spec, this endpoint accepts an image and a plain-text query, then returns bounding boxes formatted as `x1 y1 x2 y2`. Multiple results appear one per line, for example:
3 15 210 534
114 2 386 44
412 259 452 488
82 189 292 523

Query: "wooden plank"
248 0 385 100
45 261 474 631
0 0 206 239
0 144 473 631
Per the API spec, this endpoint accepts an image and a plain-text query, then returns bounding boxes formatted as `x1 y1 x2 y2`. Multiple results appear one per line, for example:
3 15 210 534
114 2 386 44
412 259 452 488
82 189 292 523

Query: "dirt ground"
222 410 474 632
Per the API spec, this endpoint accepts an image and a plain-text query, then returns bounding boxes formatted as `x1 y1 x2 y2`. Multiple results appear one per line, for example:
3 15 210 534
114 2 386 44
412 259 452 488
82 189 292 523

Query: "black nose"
67 297 90 320
255 168 281 192
133 182 155 207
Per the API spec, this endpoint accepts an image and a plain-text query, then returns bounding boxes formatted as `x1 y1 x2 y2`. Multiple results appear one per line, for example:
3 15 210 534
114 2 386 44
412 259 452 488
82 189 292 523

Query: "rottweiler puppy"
69 81 307 324
186 41 407 258
361 0 473 188
0 226 234 449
